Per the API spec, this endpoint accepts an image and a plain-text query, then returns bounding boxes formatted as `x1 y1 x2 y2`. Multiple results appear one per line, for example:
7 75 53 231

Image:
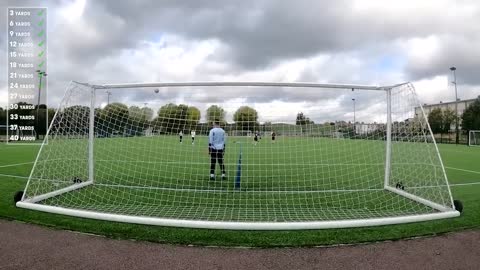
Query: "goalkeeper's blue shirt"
209 127 226 150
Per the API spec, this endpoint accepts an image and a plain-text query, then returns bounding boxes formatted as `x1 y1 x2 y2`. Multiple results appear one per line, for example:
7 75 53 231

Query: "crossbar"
72 81 400 91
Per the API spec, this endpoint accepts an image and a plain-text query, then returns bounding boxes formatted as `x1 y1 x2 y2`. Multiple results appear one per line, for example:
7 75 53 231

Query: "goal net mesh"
20 82 455 224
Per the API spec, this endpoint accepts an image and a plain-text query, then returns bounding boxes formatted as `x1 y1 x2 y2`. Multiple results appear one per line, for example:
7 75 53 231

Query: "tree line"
7 98 478 138
56 103 317 137
427 98 480 133
1 101 321 138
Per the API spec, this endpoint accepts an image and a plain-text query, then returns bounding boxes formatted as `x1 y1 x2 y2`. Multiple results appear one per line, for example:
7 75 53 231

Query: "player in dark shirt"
253 132 259 145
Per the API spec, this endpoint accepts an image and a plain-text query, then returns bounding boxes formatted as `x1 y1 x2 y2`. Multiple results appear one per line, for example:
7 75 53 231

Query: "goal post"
384 88 392 189
16 81 460 230
468 130 480 147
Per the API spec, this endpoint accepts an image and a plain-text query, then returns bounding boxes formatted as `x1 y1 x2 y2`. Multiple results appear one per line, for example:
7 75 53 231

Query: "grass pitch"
26 136 437 222
0 138 479 246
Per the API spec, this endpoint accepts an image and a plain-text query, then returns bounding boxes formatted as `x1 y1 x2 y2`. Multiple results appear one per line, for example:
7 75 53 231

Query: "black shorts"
272 136 275 140
210 149 224 158
254 137 258 141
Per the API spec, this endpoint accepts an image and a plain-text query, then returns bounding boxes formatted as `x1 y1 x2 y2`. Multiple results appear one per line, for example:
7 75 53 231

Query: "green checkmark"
37 9 44 16
38 19 44 27
38 61 45 68
37 30 44 37
38 51 45 57
38 40 45 47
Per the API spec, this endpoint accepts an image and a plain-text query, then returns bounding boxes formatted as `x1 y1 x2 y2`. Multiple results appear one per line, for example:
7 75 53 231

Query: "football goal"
16 81 461 230
468 130 480 147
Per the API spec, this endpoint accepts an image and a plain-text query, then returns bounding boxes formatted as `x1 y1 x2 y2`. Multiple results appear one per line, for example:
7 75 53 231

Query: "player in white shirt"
179 130 183 143
253 131 260 145
191 130 196 145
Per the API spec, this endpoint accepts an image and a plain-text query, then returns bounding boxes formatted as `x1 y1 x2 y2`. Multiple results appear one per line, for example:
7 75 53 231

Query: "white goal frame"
16 81 460 230
468 130 480 147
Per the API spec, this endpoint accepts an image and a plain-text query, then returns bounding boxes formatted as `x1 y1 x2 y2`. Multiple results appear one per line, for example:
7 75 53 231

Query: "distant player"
253 131 259 145
208 122 226 180
179 130 183 143
191 130 196 145
271 131 276 143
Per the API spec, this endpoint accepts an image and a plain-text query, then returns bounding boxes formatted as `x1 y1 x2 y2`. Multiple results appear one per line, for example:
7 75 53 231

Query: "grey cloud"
1 0 480 118
89 0 480 71
404 36 480 85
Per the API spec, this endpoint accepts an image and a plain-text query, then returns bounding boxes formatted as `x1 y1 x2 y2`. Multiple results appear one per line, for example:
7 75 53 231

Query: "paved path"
0 220 478 270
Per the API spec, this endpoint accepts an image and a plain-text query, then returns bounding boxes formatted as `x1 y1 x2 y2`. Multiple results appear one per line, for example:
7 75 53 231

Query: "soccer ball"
154 89 159 93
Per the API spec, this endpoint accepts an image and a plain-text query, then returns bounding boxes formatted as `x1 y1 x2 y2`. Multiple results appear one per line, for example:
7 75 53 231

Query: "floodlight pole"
106 91 112 105
450 67 459 145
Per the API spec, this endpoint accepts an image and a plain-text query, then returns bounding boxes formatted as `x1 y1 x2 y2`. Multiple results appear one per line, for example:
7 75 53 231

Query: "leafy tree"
47 108 56 126
442 108 457 133
427 107 458 134
428 108 444 133
154 103 177 134
0 107 6 125
206 105 226 124
177 104 189 129
153 103 190 134
233 106 258 131
35 108 49 138
296 112 314 125
157 103 177 118
101 103 129 135
126 106 153 136
63 105 90 135
462 98 480 131
94 108 106 137
129 106 153 121
31 105 56 139
187 106 201 129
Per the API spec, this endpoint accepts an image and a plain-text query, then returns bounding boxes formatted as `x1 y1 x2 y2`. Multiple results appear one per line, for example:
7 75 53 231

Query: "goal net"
16 81 460 230
469 130 480 147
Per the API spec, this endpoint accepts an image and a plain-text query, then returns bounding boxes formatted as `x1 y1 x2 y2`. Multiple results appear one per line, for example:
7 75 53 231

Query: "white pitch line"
93 183 385 193
39 159 441 168
2 172 479 190
0 173 29 179
24 181 480 193
450 182 480 186
445 166 480 175
0 161 34 168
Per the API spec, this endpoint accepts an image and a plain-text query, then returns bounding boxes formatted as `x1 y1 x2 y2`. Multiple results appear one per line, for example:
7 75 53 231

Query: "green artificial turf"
0 140 479 247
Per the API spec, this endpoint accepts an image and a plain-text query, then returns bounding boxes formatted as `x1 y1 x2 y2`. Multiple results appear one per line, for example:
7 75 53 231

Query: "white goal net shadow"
16 81 460 230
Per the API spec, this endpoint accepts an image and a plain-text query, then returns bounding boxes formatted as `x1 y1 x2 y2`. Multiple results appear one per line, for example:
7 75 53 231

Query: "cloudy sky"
1 0 479 123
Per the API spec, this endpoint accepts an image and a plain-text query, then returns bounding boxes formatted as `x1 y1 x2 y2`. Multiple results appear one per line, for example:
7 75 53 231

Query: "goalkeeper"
208 122 226 180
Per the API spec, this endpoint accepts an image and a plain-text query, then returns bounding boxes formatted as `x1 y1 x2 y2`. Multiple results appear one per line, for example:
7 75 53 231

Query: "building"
415 96 479 130
415 96 479 118
355 123 380 135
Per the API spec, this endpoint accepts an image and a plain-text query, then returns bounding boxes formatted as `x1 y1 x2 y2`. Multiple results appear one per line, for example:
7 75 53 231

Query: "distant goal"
16 81 461 230
469 130 480 147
